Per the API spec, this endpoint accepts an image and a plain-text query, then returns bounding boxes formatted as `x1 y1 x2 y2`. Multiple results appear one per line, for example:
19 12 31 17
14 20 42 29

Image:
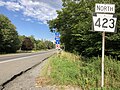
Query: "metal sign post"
101 31 105 87
92 3 117 88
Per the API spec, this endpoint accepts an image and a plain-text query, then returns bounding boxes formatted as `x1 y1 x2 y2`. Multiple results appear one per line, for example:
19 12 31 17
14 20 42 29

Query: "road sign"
93 3 117 88
55 32 60 36
56 41 60 44
56 40 60 42
55 32 61 50
55 38 60 41
56 44 60 49
95 4 115 13
93 13 117 32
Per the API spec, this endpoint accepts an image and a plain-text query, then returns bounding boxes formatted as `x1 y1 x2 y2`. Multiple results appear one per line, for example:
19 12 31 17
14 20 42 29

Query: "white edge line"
0 54 42 64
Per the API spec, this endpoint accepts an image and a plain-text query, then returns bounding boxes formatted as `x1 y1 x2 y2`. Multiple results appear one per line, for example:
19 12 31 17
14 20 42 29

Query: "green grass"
48 51 120 90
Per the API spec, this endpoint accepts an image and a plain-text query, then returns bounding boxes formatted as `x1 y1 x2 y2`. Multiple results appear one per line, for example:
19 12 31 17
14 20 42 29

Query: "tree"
48 0 120 57
36 40 46 50
44 40 54 49
19 35 54 51
19 35 26 49
0 14 20 53
36 40 54 50
28 35 37 50
21 37 34 50
0 29 3 50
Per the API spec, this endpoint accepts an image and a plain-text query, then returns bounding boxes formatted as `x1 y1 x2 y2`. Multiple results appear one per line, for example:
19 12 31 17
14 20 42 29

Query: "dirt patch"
35 76 51 87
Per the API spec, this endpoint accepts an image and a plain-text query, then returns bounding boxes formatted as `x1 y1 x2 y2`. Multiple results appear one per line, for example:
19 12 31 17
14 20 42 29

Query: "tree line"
48 0 120 58
0 14 54 53
19 35 54 51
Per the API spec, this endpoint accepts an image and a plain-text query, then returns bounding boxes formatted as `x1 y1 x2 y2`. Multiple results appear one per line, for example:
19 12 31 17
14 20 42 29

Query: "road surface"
0 49 56 87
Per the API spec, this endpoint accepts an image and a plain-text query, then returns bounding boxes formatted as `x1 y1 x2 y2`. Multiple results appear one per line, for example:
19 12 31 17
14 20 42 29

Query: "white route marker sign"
93 3 117 88
95 4 115 13
93 13 117 32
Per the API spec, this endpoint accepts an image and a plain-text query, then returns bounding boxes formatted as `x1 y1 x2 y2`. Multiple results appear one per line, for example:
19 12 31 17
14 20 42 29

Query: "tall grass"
49 51 120 90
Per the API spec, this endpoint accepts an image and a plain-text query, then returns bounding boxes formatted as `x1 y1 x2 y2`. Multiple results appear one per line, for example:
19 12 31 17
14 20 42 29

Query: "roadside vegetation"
47 1 120 89
37 51 120 90
49 0 120 59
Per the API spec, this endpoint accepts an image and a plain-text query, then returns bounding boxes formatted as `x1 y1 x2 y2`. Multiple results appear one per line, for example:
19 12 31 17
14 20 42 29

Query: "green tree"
19 35 26 49
49 0 120 57
0 29 3 50
44 40 54 49
28 35 37 50
36 40 46 50
0 14 20 53
21 37 34 51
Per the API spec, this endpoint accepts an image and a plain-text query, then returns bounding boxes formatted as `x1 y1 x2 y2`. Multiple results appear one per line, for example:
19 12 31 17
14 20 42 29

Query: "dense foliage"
48 0 120 57
21 37 34 50
0 14 20 53
19 35 55 51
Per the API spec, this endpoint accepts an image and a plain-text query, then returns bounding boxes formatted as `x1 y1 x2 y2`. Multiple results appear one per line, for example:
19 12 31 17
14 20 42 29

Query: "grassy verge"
37 51 120 90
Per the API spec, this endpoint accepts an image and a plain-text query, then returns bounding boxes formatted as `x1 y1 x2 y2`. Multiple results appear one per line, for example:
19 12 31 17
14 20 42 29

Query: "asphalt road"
0 50 54 62
0 49 56 86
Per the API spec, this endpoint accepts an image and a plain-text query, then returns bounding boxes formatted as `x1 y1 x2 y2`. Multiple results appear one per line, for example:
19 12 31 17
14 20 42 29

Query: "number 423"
93 14 117 32
95 18 115 28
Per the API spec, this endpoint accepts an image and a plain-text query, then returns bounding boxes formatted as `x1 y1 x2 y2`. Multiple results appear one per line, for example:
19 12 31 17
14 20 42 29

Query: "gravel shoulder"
3 59 48 90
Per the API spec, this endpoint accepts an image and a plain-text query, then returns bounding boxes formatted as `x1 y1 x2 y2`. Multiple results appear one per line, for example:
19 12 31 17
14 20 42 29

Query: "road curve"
0 49 56 86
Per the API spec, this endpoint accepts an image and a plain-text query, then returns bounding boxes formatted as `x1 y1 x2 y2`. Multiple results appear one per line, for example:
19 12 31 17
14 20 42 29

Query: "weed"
41 51 120 90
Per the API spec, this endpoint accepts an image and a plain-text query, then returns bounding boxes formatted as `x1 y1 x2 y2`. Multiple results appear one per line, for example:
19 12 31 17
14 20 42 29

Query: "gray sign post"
93 3 117 87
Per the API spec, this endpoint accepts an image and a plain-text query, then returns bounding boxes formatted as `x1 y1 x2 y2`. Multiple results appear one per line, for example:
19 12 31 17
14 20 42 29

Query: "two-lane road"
0 50 54 62
0 49 56 86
